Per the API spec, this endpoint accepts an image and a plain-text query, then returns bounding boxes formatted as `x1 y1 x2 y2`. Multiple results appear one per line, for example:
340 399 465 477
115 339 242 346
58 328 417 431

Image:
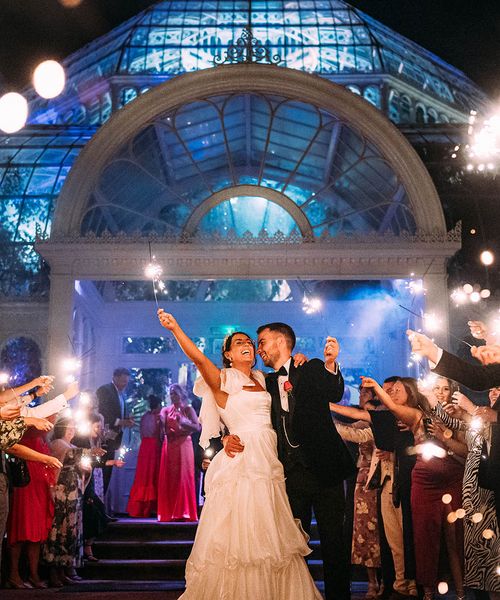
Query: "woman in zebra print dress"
437 397 500 596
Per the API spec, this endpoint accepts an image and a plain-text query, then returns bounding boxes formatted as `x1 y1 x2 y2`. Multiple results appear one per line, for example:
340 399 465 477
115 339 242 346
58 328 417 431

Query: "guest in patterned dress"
335 385 381 599
43 418 100 587
439 388 500 598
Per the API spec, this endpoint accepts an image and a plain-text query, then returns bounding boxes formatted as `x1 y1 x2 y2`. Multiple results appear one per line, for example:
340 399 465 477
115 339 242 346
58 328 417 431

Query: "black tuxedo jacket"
267 358 355 487
433 349 500 391
96 383 123 451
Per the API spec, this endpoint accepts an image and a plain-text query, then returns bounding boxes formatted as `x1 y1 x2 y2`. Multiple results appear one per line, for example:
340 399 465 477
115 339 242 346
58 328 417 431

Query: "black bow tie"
276 366 288 377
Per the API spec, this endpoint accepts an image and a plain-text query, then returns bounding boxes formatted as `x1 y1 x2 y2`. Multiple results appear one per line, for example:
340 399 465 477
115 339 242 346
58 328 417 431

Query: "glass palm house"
0 1 488 400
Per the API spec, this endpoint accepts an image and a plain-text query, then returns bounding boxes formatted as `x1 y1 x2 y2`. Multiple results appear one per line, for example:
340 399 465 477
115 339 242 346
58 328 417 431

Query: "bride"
158 310 322 600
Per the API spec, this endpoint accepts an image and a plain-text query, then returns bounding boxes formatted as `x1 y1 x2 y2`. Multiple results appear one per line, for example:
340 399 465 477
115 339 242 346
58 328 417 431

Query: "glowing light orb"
470 292 481 303
79 392 91 406
62 357 81 372
204 448 214 458
78 422 91 436
450 289 467 305
0 372 9 385
0 92 28 133
80 455 91 469
482 529 495 540
472 512 483 523
423 313 442 332
441 494 452 504
59 0 83 7
33 60 66 99
437 582 448 595
420 441 446 461
447 512 457 523
470 417 483 432
480 289 491 299
480 250 495 266
463 283 474 294
455 508 466 519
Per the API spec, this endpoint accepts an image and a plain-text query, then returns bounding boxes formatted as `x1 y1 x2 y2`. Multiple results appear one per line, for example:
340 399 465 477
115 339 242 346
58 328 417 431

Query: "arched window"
388 89 400 123
400 95 411 123
363 85 381 109
427 108 438 124
415 104 426 125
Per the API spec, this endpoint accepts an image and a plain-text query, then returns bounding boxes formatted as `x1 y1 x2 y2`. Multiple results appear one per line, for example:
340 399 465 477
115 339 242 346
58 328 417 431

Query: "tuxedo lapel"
265 372 281 432
287 362 300 422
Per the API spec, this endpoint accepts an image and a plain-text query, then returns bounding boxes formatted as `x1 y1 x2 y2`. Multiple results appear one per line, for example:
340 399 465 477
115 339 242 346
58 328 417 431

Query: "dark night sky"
0 0 500 99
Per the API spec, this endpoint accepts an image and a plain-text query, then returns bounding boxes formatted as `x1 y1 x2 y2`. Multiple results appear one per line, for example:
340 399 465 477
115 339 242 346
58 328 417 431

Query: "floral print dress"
43 442 88 568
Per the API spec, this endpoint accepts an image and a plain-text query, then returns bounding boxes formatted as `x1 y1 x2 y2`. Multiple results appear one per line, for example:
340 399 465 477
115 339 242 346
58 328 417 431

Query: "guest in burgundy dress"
127 395 162 518
157 385 200 522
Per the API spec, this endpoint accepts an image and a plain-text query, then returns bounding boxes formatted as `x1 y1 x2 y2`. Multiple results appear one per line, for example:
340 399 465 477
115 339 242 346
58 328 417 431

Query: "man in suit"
96 367 134 493
225 323 355 600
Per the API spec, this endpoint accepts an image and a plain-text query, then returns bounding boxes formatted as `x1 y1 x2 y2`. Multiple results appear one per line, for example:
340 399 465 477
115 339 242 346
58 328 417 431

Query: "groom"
225 322 355 600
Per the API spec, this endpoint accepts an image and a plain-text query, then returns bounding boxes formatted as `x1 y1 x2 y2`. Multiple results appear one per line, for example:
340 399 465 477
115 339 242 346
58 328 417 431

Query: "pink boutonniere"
283 380 293 395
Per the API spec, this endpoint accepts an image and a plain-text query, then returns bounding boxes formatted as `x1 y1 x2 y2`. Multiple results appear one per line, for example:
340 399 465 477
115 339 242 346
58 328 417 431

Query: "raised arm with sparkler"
158 309 227 406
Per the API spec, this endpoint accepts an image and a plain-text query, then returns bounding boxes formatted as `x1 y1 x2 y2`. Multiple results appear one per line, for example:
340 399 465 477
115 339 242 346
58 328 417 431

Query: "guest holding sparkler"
43 416 103 587
157 384 200 522
96 368 134 494
360 377 466 600
7 381 78 589
127 394 162 518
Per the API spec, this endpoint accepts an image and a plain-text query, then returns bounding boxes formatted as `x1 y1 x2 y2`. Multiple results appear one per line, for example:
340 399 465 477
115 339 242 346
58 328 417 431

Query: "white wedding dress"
179 368 322 600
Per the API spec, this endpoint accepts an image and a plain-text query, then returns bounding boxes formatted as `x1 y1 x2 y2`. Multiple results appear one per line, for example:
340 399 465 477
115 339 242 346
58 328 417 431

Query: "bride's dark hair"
221 332 256 368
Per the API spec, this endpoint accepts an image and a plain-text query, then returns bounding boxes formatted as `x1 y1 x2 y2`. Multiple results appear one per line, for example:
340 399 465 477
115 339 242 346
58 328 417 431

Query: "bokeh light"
33 60 66 99
0 92 28 133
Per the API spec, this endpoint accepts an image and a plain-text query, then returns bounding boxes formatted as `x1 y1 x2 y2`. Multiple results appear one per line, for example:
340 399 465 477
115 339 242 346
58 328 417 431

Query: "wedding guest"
330 380 417 599
43 417 97 587
438 390 499 598
334 385 381 599
96 368 134 493
157 384 200 522
78 412 123 561
407 330 500 392
6 382 78 589
361 377 466 600
127 394 162 517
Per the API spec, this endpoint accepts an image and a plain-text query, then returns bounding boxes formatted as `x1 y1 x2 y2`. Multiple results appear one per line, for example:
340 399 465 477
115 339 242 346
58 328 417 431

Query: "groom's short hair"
257 322 296 351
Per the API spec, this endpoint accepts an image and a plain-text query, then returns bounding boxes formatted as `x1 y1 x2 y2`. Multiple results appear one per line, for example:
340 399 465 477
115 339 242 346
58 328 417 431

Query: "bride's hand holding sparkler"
158 309 178 332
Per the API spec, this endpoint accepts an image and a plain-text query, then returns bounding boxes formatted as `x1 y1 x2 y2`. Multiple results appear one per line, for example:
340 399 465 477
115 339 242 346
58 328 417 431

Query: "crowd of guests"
0 367 201 588
331 319 499 600
0 317 498 598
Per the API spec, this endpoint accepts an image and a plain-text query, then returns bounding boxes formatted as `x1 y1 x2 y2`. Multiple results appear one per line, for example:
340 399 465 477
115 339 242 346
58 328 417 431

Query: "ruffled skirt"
179 426 321 600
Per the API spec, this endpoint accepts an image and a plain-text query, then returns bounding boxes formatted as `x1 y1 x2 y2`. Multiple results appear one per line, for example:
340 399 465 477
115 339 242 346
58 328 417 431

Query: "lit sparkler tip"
0 372 9 385
145 261 163 281
62 357 81 372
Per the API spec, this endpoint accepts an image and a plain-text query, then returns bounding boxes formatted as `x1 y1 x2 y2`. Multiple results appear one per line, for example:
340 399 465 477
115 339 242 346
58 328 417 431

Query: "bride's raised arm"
158 310 222 397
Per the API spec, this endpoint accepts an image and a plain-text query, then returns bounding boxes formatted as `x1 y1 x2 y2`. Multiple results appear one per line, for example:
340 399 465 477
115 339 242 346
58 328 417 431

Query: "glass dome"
27 0 487 127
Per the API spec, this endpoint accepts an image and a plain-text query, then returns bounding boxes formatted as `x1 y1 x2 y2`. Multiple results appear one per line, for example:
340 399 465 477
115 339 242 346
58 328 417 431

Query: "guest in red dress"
7 427 59 589
127 395 162 517
157 384 200 522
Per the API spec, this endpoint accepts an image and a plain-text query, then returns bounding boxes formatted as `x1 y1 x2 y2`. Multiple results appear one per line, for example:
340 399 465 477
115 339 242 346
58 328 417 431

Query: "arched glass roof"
81 92 415 238
28 0 486 126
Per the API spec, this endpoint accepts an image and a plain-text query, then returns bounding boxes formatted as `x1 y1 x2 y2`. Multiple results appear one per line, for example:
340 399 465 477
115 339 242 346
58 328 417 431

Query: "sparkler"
399 305 472 348
145 242 163 310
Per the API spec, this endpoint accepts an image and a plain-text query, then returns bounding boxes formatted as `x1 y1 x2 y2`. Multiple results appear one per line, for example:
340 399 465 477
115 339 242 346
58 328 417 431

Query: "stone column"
47 274 75 392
